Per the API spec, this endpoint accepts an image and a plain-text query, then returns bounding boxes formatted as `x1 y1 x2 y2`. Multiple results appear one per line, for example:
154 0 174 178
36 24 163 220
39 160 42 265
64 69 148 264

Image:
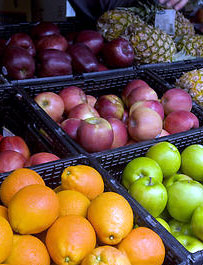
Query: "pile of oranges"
0 165 166 265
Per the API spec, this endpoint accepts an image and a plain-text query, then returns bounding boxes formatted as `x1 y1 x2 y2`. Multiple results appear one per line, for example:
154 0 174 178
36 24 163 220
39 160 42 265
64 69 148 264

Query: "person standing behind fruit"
67 0 189 23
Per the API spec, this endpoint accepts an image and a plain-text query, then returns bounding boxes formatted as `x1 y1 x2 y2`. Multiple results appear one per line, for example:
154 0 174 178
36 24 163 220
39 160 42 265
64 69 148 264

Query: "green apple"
176 235 203 253
163 173 192 189
181 144 203 182
167 180 203 222
128 176 167 217
169 219 193 238
156 217 171 233
122 157 163 189
145 141 181 178
191 204 203 241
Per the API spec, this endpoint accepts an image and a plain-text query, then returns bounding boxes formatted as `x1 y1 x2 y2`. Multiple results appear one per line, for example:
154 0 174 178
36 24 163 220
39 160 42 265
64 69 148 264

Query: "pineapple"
174 12 195 39
177 35 203 57
129 24 177 63
97 9 137 41
176 68 203 106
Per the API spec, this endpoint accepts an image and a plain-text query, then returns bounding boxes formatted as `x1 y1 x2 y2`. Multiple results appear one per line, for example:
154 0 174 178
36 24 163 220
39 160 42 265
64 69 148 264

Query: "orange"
61 165 104 200
8 184 59 234
0 205 8 221
0 216 13 263
81 245 131 265
57 190 90 217
5 234 50 265
0 168 45 206
46 215 96 265
118 227 165 265
87 192 134 245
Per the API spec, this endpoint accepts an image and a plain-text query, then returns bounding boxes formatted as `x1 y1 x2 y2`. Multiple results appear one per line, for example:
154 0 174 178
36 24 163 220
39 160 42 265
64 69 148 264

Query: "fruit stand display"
0 3 202 263
0 86 78 173
94 140 203 265
0 153 193 264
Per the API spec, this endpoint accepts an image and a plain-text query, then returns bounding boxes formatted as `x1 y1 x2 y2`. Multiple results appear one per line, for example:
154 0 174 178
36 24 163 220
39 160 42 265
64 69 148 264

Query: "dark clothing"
68 0 138 23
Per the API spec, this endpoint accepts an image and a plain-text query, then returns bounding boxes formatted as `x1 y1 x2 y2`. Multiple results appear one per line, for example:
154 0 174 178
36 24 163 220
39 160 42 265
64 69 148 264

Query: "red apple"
95 94 124 120
36 34 68 52
61 118 82 140
59 86 87 114
7 32 36 57
0 136 30 160
2 46 35 80
129 100 164 120
122 79 150 105
0 150 26 173
37 49 72 77
68 43 99 73
75 30 104 55
77 117 114 152
24 152 60 167
164 110 199 134
161 88 193 115
126 86 158 108
107 118 128 149
97 63 109 71
68 103 100 120
86 95 97 107
31 22 60 40
34 92 65 122
128 107 163 141
101 37 134 68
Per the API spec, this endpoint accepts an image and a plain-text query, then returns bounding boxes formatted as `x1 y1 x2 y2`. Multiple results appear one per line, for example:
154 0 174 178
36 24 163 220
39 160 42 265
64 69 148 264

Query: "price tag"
155 9 176 36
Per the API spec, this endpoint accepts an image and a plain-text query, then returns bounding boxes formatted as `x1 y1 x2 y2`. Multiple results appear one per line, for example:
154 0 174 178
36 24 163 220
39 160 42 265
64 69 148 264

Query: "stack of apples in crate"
122 141 203 253
35 78 199 153
0 134 60 173
0 164 166 264
0 21 135 80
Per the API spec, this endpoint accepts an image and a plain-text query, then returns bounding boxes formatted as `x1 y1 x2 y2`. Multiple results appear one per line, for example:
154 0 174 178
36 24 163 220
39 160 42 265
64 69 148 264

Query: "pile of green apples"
122 141 203 253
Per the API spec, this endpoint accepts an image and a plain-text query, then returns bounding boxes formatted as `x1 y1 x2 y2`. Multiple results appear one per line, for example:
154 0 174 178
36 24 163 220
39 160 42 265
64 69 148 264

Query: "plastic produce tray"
0 86 78 174
137 58 203 85
0 154 195 265
94 142 203 265
0 19 94 40
13 68 203 157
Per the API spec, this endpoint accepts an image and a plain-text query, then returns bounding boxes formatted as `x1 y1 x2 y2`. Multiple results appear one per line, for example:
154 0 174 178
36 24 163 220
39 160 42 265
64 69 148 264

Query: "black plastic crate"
0 86 78 174
0 154 193 265
13 68 203 157
0 19 94 40
94 142 203 265
137 58 203 85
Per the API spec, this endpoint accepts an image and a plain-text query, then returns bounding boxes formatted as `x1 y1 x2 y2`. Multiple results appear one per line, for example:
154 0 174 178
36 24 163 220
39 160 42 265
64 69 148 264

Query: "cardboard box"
32 0 75 22
0 0 31 23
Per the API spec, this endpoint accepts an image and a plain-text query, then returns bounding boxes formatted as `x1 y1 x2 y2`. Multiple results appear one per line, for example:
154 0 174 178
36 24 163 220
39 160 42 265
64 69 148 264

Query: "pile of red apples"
0 135 60 173
34 79 199 153
0 22 135 80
